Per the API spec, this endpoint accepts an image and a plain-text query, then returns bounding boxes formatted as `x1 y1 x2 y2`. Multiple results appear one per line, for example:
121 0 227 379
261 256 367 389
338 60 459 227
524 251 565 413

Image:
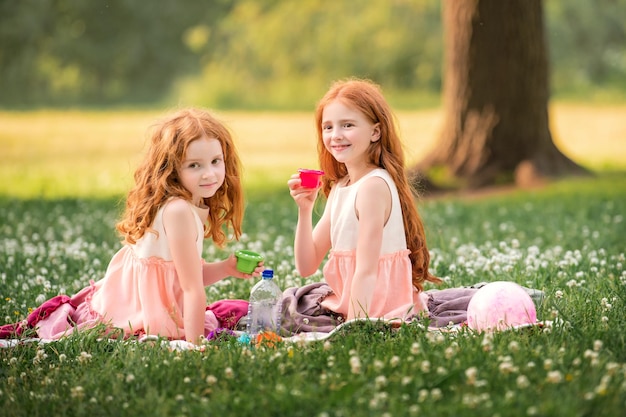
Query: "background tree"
0 0 624 109
415 0 589 190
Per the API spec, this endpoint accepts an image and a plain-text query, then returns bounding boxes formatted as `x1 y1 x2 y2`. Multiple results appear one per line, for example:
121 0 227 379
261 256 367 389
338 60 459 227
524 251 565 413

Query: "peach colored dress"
36 201 220 339
320 169 429 320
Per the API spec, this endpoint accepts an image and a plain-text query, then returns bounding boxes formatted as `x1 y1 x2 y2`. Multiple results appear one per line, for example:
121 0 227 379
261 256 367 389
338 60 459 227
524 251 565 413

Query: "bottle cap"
262 269 274 279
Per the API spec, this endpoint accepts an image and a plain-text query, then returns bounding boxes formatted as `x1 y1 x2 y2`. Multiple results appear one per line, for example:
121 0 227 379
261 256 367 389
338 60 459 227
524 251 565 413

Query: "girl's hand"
225 254 263 279
288 173 319 210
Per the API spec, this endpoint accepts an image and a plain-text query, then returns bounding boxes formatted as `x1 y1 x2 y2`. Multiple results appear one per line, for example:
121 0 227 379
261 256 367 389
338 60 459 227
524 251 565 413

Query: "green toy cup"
235 250 264 274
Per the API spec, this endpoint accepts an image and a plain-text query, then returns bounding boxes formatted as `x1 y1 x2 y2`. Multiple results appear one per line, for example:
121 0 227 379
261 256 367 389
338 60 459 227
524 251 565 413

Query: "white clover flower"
373 359 384 371
430 388 442 401
70 386 85 399
554 290 563 299
595 382 608 396
481 335 493 352
417 389 429 402
499 361 517 375
517 375 530 388
410 342 420 355
33 349 48 365
420 360 431 373
327 355 335 367
463 393 479 408
224 367 234 379
508 341 520 352
444 346 456 359
369 396 380 409
206 375 217 385
375 375 387 389
546 371 563 384
389 356 400 368
605 362 619 375
319 373 327 384
349 356 361 374
584 349 598 361
593 340 603 352
465 367 478 385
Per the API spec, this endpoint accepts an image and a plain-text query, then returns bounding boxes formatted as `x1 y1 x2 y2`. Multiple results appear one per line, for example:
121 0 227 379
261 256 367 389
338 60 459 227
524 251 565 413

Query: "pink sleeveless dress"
320 169 429 320
35 201 220 340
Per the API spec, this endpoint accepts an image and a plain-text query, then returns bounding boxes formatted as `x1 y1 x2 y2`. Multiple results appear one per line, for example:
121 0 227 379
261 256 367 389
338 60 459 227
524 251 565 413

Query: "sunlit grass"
0 175 625 416
0 108 625 416
1 103 625 198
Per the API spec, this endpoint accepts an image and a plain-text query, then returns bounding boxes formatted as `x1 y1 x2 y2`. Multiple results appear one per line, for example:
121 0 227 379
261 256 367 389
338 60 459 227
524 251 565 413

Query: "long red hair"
116 108 244 247
315 79 440 290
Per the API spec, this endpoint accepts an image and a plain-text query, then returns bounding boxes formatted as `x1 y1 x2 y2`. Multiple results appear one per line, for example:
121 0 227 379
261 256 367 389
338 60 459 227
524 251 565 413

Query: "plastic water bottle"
246 269 283 337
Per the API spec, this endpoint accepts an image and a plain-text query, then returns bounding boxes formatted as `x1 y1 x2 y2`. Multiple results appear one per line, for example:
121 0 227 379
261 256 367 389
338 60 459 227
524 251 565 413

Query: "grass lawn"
0 107 625 416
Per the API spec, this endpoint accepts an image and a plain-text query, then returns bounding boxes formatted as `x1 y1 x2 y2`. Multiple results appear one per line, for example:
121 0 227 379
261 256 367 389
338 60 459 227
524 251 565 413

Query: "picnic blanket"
1 282 545 350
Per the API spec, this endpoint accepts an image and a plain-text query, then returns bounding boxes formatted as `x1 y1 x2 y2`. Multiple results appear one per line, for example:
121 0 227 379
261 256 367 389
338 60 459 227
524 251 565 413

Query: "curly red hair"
116 108 244 247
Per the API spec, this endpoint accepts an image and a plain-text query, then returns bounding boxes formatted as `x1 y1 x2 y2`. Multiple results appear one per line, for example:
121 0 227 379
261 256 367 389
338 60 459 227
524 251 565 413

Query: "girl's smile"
331 143 351 152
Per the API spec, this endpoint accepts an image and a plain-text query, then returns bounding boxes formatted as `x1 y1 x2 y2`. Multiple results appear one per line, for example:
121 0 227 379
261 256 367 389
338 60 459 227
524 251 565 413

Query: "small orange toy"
254 331 282 348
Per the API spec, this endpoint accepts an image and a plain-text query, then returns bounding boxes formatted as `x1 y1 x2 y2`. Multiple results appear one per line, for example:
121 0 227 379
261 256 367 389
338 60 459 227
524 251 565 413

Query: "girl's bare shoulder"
162 198 195 229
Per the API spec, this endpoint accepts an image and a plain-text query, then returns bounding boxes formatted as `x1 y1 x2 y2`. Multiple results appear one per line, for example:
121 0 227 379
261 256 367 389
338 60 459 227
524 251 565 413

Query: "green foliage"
545 0 626 100
0 0 233 107
182 0 442 110
1 0 625 109
1 175 625 416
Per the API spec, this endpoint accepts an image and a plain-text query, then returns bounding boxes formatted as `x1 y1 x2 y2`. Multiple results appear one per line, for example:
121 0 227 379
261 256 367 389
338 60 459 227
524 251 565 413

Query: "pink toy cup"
298 169 324 188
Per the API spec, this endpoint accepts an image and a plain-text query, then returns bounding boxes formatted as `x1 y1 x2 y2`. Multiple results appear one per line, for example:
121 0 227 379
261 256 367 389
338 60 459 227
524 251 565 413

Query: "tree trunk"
416 0 588 189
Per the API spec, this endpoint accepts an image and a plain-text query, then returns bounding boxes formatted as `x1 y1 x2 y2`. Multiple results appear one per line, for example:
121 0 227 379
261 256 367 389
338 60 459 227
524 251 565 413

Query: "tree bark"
416 0 588 190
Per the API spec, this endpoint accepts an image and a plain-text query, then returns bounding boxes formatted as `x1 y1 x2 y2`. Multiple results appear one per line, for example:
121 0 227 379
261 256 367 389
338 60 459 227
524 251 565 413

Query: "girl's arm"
288 174 331 277
348 177 391 320
163 199 206 345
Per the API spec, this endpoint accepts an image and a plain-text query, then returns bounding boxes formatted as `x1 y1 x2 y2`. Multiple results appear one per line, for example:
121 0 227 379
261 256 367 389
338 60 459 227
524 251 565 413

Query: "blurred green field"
1 103 625 198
